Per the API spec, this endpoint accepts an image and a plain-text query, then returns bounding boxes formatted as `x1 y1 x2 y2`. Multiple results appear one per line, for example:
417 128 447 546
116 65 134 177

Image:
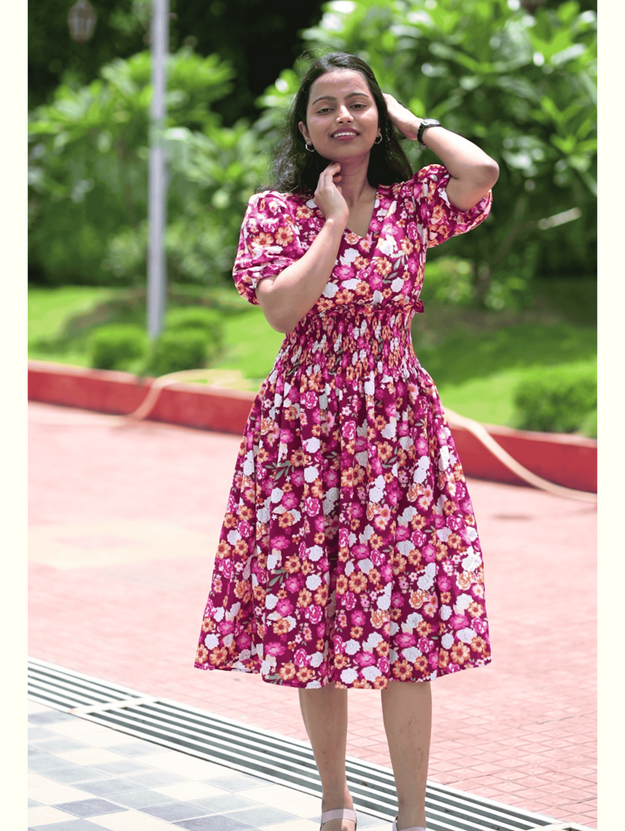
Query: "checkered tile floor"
28 700 388 831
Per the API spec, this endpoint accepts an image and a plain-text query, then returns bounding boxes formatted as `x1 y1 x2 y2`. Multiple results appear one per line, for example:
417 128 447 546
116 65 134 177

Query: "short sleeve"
414 164 493 249
232 191 304 305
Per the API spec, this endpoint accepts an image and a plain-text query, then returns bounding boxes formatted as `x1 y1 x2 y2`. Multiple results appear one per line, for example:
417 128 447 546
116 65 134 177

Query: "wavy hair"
270 52 413 194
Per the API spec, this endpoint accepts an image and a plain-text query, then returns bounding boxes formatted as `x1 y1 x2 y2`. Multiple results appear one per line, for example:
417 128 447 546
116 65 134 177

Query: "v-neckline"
343 186 381 240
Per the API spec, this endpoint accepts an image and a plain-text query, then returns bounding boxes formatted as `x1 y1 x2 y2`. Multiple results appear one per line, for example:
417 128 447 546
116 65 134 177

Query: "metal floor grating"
28 657 591 831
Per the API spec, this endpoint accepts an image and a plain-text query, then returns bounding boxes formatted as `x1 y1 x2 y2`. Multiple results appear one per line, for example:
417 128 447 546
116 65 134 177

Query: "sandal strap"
392 819 426 831
321 809 357 825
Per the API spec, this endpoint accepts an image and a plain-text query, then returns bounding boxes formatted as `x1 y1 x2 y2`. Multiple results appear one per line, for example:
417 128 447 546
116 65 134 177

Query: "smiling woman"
194 51 499 831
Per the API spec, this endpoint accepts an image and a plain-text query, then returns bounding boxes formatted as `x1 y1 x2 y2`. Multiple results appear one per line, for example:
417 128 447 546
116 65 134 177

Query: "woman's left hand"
383 93 421 141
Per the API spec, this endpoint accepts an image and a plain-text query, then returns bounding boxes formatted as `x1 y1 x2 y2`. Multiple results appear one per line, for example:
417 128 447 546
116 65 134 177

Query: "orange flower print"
255 231 274 247
279 662 297 680
348 572 368 593
392 659 413 680
196 645 208 664
275 225 294 246
296 667 315 684
451 643 471 665
375 257 392 276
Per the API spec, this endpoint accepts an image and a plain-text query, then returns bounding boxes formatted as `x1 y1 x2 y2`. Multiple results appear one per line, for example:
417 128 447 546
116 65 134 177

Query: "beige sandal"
391 818 426 831
320 808 358 830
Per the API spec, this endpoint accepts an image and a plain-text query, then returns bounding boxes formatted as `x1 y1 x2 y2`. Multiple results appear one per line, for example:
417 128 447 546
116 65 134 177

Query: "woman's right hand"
314 163 349 226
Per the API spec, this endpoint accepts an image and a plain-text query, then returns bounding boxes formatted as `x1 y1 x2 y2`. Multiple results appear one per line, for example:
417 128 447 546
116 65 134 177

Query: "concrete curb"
28 360 597 493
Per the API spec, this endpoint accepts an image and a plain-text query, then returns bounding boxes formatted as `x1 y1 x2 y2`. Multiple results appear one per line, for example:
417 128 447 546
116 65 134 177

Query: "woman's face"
298 69 380 163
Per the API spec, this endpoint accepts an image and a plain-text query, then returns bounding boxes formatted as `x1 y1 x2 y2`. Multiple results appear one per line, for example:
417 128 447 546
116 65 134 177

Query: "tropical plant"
28 47 268 287
258 0 597 309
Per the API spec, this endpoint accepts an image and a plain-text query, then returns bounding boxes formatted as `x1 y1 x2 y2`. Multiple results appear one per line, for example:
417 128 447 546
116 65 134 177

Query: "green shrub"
165 307 224 359
89 324 147 371
144 330 210 377
511 367 597 434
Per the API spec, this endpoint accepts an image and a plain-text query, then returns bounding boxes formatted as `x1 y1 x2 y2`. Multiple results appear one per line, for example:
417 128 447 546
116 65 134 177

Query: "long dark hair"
270 52 413 194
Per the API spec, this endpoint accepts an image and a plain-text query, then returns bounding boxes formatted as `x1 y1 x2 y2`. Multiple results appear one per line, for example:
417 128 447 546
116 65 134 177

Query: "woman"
195 52 499 831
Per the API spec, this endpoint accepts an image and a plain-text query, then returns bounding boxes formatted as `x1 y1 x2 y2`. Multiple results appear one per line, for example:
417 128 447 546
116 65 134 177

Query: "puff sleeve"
414 164 493 249
232 191 304 305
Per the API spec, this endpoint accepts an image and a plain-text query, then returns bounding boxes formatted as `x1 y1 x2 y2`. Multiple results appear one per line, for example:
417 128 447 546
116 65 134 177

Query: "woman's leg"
381 680 432 829
299 685 355 829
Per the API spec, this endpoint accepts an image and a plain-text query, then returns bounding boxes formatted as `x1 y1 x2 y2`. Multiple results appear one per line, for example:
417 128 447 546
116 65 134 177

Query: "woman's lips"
331 131 359 140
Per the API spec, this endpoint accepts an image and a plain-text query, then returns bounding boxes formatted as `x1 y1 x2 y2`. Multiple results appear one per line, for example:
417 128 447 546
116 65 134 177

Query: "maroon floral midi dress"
194 164 493 689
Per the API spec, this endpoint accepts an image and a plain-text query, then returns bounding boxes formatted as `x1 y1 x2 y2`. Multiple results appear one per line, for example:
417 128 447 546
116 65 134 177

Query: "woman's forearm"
384 96 499 209
255 216 346 333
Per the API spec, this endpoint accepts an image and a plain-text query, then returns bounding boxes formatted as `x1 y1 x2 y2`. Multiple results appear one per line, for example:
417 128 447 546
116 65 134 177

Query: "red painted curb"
28 360 597 493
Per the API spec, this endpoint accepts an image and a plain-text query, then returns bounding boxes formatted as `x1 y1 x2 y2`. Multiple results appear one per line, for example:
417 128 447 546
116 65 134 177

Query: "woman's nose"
336 105 353 122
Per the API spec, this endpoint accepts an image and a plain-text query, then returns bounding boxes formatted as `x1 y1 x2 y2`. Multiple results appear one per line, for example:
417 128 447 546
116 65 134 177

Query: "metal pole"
147 0 169 339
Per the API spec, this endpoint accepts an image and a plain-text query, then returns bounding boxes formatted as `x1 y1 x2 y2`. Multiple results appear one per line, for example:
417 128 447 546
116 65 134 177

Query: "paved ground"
28 401 597 828
28 699 386 831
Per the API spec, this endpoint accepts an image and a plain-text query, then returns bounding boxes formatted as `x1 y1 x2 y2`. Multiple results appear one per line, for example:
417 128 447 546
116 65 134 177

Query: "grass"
28 283 596 429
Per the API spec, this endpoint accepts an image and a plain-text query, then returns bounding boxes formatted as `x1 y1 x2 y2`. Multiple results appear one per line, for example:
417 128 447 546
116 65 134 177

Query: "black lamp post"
68 0 97 45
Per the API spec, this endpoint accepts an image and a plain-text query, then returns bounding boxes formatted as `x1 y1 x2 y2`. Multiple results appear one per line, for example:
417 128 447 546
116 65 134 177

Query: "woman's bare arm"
256 163 349 333
383 94 499 211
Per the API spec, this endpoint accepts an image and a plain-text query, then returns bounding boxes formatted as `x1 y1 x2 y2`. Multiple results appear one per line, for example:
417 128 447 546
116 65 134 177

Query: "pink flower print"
438 574 452 592
428 652 439 669
285 574 302 593
276 598 293 616
449 614 470 630
280 428 294 444
282 491 299 510
395 525 410 542
473 619 488 636
380 563 393 582
302 391 317 409
272 535 291 551
306 605 324 624
422 543 436 563
236 632 251 649
343 420 357 439
294 647 309 667
416 437 428 455
351 502 364 518
238 520 251 539
265 641 286 657
433 515 446 529
343 592 357 610
396 632 416 648
418 637 434 653
306 497 320 516
378 656 390 675
219 620 235 635
352 543 369 560
323 469 339 487
355 651 377 667
391 592 405 609
291 469 305 487
351 610 366 627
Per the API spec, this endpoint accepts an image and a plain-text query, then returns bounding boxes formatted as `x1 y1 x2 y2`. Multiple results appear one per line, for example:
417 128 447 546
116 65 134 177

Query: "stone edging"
28 360 597 493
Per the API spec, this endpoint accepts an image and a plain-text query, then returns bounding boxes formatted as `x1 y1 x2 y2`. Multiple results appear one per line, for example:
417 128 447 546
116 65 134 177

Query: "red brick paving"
28 401 597 828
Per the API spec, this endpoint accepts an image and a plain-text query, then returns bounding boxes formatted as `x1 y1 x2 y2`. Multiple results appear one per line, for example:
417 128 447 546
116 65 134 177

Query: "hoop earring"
374 134 383 145
305 142 315 153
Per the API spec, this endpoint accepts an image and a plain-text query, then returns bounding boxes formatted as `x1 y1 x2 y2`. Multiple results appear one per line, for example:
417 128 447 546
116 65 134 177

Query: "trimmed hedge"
165 306 224 361
89 324 147 371
511 367 597 435
144 330 210 377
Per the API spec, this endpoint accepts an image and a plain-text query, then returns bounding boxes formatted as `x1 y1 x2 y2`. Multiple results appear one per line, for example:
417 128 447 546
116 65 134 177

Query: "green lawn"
28 284 596 429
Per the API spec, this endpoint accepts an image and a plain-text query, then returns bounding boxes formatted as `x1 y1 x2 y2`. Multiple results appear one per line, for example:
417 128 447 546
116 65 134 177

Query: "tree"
28 48 268 286
29 0 325 123
259 0 597 308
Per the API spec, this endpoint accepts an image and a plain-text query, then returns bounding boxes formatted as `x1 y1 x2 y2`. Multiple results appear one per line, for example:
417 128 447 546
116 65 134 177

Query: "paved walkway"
29 698 383 831
28 401 597 828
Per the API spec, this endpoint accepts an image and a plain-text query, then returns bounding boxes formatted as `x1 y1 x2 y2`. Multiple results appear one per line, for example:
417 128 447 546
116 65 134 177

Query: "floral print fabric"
195 164 493 689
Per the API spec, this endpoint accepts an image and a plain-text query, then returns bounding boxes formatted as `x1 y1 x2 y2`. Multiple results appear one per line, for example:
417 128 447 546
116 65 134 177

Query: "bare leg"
299 685 355 830
381 680 432 829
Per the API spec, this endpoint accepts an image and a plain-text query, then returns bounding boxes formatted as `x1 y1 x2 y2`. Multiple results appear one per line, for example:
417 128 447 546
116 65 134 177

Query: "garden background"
28 0 597 435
